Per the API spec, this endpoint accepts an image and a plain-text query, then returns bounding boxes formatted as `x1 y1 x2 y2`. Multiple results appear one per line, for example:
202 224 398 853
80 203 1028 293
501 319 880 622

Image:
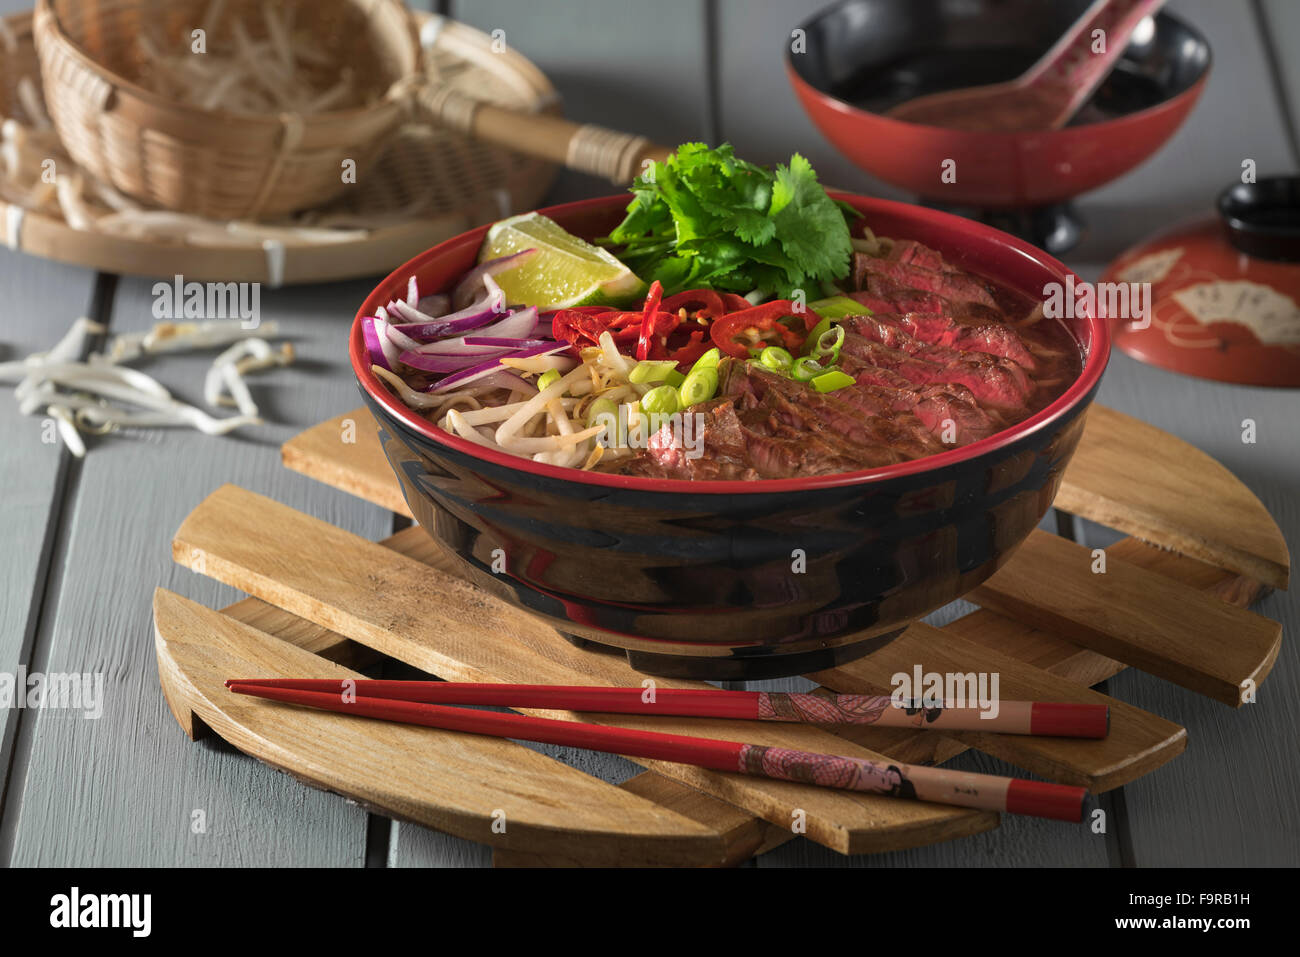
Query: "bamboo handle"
414 84 672 184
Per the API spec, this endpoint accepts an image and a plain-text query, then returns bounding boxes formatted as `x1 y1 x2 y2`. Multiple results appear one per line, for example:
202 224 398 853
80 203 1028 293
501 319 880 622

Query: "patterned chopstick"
226 679 1109 738
226 681 1088 821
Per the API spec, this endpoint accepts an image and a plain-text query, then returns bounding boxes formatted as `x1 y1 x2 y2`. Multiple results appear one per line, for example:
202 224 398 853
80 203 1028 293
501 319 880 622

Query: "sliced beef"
907 384 1003 444
853 254 1000 309
887 238 951 273
826 367 1001 446
839 338 1030 411
617 398 759 480
848 285 1006 325
872 311 1039 371
842 316 1033 396
730 365 943 464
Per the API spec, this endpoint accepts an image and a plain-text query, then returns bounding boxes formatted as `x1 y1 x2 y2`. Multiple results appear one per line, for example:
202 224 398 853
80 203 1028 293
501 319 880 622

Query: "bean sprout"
5 315 290 456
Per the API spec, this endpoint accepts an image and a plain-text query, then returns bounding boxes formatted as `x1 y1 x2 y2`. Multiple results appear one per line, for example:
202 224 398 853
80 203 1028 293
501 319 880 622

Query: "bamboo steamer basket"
33 0 417 219
32 0 672 222
3 8 565 283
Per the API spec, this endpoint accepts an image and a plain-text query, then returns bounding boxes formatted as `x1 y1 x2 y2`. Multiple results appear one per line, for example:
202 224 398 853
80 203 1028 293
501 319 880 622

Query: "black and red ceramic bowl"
351 194 1109 679
787 0 1210 252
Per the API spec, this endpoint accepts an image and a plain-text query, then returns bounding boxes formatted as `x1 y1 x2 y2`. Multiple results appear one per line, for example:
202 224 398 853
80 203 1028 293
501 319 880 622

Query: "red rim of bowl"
351 194 1109 495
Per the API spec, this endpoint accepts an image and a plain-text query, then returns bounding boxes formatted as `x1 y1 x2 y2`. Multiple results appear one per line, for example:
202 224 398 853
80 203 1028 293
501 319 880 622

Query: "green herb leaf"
600 143 854 298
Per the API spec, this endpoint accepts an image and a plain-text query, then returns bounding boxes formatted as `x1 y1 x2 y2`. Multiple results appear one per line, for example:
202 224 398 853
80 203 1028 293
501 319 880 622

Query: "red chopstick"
226 681 1088 821
226 679 1109 738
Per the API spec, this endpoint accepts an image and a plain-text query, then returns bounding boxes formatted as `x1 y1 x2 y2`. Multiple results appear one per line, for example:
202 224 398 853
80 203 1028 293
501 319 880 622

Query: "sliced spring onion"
804 302 862 353
640 384 681 415
679 366 718 407
759 346 794 373
585 397 619 427
664 369 686 388
811 369 856 393
804 317 834 352
628 359 678 385
791 356 824 382
808 295 868 320
690 347 721 372
812 325 845 355
809 325 844 365
536 368 561 390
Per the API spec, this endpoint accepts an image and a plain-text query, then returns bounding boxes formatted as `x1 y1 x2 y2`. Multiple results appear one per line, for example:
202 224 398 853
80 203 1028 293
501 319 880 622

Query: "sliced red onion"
398 349 510 373
384 322 424 354
430 369 536 395
404 310 541 354
406 276 419 307
390 298 500 339
361 317 400 371
431 342 568 393
412 306 538 348
450 249 537 311
483 274 507 315
385 327 423 354
406 337 512 357
461 337 551 348
416 293 450 316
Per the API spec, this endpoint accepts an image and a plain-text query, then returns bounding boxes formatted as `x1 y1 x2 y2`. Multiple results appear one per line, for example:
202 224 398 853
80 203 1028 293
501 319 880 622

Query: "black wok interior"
791 0 1211 121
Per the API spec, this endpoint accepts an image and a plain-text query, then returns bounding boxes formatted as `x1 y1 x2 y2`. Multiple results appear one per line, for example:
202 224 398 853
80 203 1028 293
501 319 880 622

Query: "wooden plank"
173 484 1000 856
494 772 786 867
154 589 727 864
220 591 773 866
970 529 1280 706
1074 351 1300 865
3 277 394 866
282 409 411 518
810 622 1186 792
222 596 380 669
0 255 98 811
1056 405 1290 590
0 0 101 806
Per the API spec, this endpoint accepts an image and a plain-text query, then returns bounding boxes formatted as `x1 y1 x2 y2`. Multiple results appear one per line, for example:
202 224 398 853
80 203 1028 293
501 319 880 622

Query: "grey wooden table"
1 0 1295 867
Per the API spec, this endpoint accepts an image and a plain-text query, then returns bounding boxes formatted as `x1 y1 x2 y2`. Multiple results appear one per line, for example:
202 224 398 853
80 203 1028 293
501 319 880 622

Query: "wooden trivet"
152 403 1287 865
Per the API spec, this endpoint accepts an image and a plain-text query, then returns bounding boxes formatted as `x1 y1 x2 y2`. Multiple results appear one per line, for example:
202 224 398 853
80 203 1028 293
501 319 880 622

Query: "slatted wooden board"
152 403 1288 865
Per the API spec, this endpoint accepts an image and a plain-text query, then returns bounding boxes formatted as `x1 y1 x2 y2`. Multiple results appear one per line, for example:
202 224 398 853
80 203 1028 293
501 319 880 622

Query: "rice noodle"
372 365 443 410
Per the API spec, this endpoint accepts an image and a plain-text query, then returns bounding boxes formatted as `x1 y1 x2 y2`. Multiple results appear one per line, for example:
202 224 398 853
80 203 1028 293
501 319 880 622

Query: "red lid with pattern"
1102 176 1300 387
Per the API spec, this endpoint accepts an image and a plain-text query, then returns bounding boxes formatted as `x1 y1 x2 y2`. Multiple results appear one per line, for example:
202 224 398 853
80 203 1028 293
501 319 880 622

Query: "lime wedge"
480 212 645 309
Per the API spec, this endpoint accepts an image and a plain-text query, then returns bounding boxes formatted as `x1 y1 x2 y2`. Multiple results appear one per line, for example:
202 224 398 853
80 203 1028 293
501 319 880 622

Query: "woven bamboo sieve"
3 8 566 283
33 0 418 220
33 0 673 223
